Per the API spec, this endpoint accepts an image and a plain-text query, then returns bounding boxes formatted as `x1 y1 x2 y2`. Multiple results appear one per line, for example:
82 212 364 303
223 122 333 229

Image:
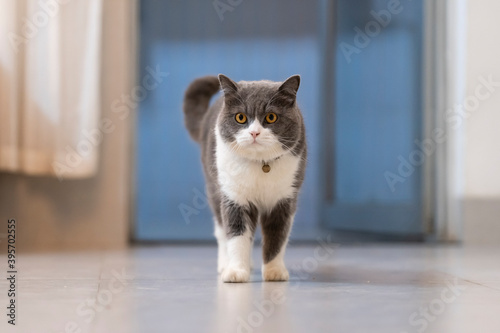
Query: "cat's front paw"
221 266 250 283
262 264 289 282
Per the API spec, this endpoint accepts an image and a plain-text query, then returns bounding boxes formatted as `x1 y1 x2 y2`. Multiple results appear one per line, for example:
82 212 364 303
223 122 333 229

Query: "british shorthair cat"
183 74 306 282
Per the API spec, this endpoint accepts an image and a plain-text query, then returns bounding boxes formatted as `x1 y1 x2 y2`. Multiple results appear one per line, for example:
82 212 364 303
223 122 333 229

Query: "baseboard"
463 198 500 244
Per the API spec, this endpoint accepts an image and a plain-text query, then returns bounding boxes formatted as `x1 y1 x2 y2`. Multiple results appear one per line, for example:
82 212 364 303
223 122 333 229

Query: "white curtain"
0 0 103 179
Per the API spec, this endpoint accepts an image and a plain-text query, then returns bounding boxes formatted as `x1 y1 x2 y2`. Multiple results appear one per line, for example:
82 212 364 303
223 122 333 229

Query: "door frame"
129 0 468 242
319 0 425 238
423 0 467 241
317 0 467 241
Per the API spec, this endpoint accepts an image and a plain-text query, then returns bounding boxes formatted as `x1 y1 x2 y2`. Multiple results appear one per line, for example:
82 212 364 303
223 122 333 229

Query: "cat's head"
216 74 303 161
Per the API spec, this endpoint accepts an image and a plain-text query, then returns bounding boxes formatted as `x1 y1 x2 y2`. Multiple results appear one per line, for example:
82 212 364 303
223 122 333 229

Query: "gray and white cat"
183 74 307 283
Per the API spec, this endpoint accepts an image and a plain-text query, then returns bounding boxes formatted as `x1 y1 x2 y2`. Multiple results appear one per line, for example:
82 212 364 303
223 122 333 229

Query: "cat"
183 74 307 283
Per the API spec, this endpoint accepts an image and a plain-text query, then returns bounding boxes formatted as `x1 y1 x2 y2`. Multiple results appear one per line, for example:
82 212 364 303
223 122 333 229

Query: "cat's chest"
216 151 300 210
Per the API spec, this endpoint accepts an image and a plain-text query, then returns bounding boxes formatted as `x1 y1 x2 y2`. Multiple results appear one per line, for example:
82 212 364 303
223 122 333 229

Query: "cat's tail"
183 76 220 143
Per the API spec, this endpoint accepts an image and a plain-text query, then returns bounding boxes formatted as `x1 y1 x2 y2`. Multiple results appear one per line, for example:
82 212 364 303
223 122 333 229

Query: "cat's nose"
250 131 260 139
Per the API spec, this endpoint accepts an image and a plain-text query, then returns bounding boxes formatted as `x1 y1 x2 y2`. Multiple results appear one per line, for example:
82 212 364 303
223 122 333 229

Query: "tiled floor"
1 243 500 333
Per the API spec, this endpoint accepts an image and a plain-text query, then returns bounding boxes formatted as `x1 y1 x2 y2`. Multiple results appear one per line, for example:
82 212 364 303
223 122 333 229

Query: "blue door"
321 0 424 236
135 0 424 241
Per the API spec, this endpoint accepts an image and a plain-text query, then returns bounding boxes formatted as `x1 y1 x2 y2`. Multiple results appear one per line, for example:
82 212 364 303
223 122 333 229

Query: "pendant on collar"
262 156 281 173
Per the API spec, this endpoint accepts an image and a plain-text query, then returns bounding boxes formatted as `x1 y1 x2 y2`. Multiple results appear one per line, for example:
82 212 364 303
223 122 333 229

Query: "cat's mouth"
230 140 286 162
240 139 269 149
239 136 274 148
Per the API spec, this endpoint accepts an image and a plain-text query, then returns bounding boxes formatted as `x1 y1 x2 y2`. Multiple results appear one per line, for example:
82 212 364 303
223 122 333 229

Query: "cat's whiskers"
277 141 308 163
229 142 243 156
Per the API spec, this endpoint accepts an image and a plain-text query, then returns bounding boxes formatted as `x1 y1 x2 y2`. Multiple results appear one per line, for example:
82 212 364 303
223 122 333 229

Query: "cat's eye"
265 112 278 124
235 113 247 124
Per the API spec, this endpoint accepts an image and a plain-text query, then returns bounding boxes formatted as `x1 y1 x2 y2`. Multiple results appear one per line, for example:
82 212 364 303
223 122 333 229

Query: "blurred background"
0 0 499 251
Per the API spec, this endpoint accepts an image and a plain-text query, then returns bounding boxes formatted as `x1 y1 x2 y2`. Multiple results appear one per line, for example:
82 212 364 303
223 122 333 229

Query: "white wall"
463 0 500 244
465 0 500 198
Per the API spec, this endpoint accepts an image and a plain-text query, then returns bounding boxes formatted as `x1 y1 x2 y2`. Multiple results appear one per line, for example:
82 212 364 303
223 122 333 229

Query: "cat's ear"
218 74 238 93
279 75 300 96
218 74 241 106
272 75 300 107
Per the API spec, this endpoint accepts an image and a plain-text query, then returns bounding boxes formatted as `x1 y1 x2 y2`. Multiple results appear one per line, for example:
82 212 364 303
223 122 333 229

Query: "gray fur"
221 197 258 238
183 76 220 142
261 198 295 263
183 74 307 264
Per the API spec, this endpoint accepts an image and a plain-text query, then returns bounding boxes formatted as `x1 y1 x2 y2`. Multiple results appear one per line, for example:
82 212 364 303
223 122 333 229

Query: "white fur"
215 120 299 282
221 228 253 282
214 222 228 273
215 121 300 211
